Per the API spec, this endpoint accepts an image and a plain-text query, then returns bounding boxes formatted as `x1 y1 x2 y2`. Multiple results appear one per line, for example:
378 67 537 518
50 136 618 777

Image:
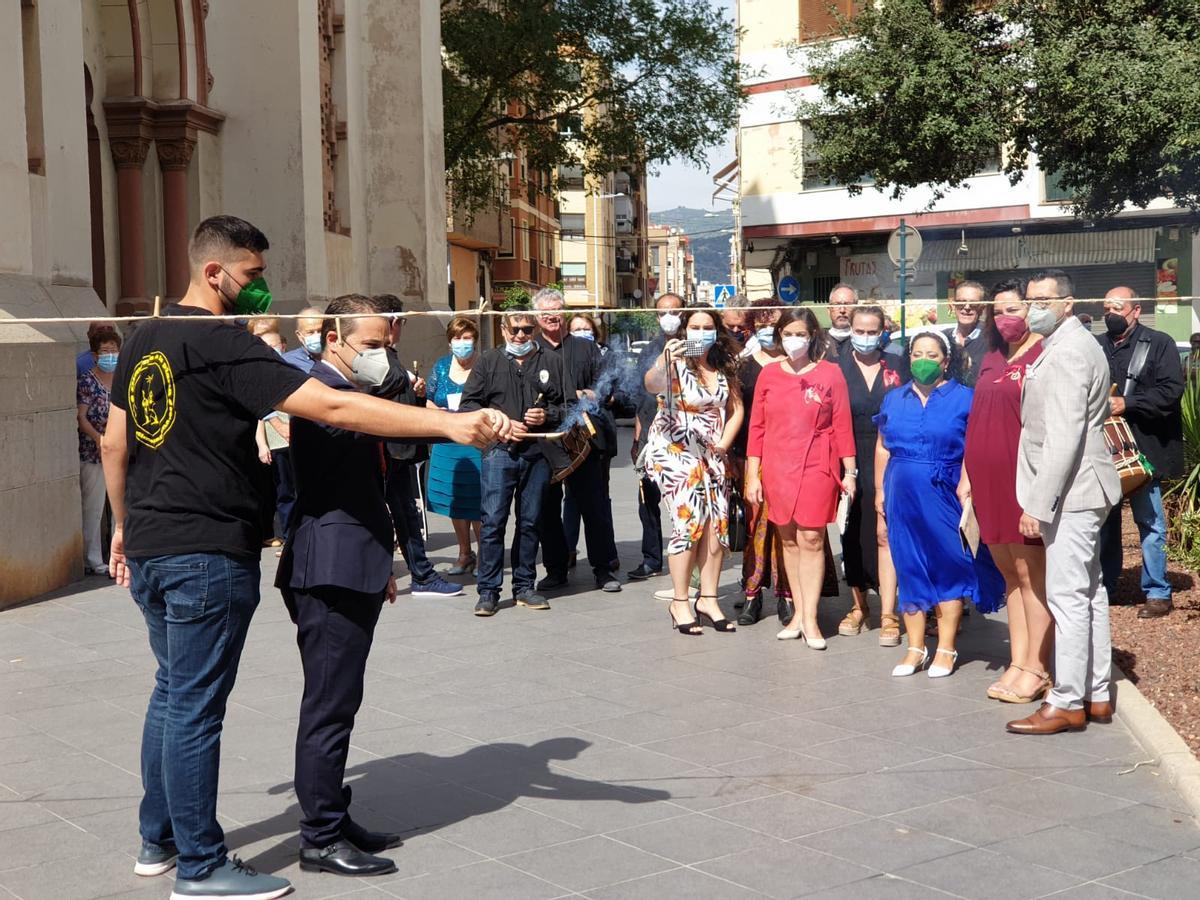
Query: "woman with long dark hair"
745 307 855 649
643 309 744 635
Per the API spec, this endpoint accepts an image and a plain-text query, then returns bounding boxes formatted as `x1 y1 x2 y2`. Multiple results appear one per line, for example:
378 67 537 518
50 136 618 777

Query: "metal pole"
899 218 908 342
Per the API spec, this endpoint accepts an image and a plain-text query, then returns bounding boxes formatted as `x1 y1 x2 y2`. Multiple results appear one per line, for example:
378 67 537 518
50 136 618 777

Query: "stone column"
109 137 150 315
156 138 195 299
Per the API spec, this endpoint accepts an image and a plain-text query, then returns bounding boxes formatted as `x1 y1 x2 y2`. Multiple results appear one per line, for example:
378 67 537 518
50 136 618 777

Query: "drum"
538 412 595 484
1103 415 1152 496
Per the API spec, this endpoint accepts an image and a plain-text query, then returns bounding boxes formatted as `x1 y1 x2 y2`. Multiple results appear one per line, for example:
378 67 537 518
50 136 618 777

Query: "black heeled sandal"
695 595 736 632
669 598 703 636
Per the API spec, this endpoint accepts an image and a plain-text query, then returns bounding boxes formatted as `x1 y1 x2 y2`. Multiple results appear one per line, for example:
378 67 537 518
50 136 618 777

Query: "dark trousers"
291 584 384 849
541 452 619 579
273 448 296 535
638 474 663 571
385 459 435 584
478 448 548 598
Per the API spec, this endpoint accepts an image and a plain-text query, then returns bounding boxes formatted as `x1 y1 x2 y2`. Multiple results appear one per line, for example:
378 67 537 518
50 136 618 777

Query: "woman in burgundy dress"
961 279 1051 704
746 308 855 649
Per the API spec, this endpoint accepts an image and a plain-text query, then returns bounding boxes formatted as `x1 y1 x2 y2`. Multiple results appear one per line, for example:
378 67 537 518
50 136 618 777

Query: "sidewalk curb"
1114 667 1200 819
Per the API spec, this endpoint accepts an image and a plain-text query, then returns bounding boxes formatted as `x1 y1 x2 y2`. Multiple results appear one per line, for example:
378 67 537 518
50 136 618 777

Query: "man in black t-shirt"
102 216 511 900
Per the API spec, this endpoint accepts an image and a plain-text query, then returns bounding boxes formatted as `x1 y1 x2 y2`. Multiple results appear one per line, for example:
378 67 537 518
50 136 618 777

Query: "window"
498 217 515 258
562 262 587 288
560 213 585 238
799 0 858 43
801 123 874 191
1043 169 1072 203
521 222 529 260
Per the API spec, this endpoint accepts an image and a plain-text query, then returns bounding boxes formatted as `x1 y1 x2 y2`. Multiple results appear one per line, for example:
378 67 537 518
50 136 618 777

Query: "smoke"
560 349 647 431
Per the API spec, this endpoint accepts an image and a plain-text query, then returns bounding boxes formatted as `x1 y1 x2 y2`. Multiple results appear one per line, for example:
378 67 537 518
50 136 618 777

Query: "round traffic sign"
887 224 923 266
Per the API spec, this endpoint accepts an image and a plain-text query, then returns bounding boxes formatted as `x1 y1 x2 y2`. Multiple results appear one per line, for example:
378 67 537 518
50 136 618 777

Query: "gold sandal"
838 607 869 636
987 666 1020 701
879 613 901 647
997 665 1053 704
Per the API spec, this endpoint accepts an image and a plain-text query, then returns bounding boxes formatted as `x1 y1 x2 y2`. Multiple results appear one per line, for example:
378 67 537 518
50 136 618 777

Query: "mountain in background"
649 206 734 286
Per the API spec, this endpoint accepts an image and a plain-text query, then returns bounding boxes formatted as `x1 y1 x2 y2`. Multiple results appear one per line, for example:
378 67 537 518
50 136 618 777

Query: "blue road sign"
713 284 735 308
777 275 800 304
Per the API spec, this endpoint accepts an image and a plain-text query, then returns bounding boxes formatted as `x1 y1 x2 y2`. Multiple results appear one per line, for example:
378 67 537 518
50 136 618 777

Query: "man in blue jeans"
460 310 567 616
1097 287 1185 619
102 216 511 899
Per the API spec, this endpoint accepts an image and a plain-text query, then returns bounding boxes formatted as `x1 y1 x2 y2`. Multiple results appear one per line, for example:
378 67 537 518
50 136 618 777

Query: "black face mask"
1104 312 1130 337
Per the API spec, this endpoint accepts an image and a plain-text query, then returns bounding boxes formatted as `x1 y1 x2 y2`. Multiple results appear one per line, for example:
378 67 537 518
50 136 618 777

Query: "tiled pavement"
3 433 1200 899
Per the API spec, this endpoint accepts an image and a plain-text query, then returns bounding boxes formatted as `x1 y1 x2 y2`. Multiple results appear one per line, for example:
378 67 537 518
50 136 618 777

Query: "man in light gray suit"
1008 270 1122 735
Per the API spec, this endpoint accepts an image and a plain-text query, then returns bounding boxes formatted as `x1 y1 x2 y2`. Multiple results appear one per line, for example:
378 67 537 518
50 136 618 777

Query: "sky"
647 134 736 214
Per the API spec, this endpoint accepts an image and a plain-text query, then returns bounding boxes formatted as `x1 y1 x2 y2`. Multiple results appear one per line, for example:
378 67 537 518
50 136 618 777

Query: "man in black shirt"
629 293 685 580
102 216 510 899
530 288 621 593
942 280 988 387
824 283 857 359
1097 286 1185 619
461 310 567 616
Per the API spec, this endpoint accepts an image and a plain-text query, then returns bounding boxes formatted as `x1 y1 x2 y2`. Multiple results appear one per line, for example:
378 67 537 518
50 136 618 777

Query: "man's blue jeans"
1101 477 1171 602
478 447 548 598
128 552 260 879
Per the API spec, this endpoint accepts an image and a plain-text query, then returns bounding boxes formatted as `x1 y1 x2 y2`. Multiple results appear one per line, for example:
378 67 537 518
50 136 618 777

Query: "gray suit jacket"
1017 316 1121 522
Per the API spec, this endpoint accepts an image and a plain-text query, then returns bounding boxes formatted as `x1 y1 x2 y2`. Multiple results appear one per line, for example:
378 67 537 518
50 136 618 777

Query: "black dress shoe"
1138 599 1173 619
737 595 762 626
627 564 662 580
343 819 402 853
536 573 569 591
596 574 622 592
299 840 397 876
777 596 795 625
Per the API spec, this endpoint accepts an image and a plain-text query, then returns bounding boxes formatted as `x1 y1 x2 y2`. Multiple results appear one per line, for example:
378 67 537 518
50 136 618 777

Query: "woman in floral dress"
643 309 744 635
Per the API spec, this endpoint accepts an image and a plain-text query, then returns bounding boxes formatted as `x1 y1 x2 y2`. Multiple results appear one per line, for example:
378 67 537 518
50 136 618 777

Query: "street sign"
777 275 800 304
887 224 923 267
713 284 735 308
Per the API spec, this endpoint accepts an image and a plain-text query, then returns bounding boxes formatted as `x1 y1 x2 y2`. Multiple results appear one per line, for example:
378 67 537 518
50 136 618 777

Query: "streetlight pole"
591 190 624 315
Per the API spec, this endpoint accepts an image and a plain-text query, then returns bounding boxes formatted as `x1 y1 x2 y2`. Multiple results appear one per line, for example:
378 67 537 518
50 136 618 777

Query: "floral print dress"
643 359 729 555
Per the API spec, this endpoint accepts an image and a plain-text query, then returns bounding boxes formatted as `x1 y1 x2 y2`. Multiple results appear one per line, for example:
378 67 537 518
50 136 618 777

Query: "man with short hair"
1008 269 1122 736
530 288 621 593
825 283 857 358
279 293 404 877
943 280 988 386
283 306 326 374
1097 286 1185 619
103 215 510 899
628 292 685 580
461 310 568 615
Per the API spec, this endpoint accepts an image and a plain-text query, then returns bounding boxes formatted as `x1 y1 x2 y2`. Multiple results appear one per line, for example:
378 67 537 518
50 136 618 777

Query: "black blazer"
1100 324 1185 479
276 362 395 601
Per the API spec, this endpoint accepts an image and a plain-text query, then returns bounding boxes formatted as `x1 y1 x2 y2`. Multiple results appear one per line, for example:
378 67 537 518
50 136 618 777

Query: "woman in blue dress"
425 316 483 574
875 330 1005 679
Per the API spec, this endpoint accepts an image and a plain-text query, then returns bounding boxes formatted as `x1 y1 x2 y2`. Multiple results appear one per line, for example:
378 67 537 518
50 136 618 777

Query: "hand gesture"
413 377 427 399
454 409 512 449
664 338 685 358
109 526 131 589
524 407 546 426
1109 396 1126 417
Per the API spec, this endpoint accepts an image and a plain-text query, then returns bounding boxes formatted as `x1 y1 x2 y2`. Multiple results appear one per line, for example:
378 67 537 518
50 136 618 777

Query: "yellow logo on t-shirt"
128 351 177 449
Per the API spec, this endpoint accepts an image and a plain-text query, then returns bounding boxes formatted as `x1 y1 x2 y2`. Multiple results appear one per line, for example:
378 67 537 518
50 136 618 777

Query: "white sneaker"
928 649 959 678
891 646 929 677
654 587 698 601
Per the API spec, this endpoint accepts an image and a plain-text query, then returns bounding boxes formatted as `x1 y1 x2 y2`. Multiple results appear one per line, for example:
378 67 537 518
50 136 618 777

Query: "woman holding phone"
643 309 744 635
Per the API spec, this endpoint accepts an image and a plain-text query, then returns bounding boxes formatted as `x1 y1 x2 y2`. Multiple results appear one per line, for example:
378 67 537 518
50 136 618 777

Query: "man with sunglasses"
461 310 568 616
942 281 989 386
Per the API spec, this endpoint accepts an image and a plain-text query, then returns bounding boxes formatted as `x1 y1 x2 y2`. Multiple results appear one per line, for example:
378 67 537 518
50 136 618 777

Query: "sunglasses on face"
508 325 535 336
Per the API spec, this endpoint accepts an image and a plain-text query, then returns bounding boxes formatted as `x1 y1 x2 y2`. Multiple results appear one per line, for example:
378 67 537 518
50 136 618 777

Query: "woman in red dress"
746 308 856 649
961 279 1051 704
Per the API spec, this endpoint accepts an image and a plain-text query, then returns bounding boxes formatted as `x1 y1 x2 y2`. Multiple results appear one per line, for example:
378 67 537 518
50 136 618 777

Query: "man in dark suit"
277 294 403 876
1098 286 1185 619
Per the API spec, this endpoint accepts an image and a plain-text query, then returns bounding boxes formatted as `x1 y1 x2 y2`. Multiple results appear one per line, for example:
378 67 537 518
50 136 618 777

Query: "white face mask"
782 335 810 359
659 312 681 334
348 346 390 387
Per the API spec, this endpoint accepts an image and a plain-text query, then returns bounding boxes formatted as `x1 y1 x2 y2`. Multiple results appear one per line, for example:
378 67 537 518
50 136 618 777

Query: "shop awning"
917 227 1158 272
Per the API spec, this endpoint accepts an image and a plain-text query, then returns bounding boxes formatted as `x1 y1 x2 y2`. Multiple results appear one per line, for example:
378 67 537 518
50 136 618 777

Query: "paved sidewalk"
3 434 1200 899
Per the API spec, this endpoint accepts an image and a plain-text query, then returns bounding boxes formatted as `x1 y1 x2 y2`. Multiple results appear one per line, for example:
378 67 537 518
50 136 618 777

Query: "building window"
560 213 585 238
1043 169 1072 203
21 0 44 175
319 0 349 234
799 0 857 43
498 217 515 258
562 262 587 288
521 222 530 260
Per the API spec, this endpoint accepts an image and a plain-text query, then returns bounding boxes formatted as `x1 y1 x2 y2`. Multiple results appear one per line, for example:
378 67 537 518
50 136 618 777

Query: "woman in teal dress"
426 317 483 574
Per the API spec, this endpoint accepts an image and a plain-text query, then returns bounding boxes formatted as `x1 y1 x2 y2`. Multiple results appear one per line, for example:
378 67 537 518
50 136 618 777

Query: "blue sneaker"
134 839 178 877
171 856 291 899
412 575 465 598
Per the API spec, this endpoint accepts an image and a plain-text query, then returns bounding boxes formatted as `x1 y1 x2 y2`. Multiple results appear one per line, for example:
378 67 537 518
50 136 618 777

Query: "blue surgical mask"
97 352 119 373
572 330 595 342
302 333 323 355
686 328 717 350
450 338 475 360
851 334 881 354
506 340 534 357
755 327 776 348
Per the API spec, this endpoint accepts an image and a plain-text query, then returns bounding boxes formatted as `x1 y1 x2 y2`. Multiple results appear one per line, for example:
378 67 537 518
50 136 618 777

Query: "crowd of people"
75 212 1187 898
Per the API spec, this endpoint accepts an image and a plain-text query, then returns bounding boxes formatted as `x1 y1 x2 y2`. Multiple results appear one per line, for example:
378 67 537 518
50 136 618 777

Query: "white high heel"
928 649 959 678
776 625 827 650
891 646 929 677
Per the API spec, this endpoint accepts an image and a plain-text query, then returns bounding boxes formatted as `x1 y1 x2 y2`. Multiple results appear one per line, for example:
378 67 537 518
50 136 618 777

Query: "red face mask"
995 314 1030 344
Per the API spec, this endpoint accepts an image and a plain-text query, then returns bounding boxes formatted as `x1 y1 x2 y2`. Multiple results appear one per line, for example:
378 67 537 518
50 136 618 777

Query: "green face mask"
910 358 943 385
233 277 272 315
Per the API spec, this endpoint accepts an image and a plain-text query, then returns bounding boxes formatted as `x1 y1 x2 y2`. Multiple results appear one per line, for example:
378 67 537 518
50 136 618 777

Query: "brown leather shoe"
1006 703 1087 735
1137 600 1173 619
1084 700 1114 723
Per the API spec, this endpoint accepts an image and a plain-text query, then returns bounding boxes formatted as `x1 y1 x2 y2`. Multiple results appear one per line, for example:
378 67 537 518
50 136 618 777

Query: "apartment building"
648 224 695 301
492 137 561 304
734 0 1199 337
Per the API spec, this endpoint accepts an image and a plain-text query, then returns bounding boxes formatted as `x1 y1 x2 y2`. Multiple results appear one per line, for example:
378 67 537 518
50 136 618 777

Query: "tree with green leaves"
442 0 743 215
796 0 1200 220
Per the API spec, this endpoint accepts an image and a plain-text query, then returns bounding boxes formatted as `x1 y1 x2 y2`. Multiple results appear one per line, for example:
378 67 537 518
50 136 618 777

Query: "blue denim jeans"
1101 477 1171 602
128 552 260 879
478 448 548 597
